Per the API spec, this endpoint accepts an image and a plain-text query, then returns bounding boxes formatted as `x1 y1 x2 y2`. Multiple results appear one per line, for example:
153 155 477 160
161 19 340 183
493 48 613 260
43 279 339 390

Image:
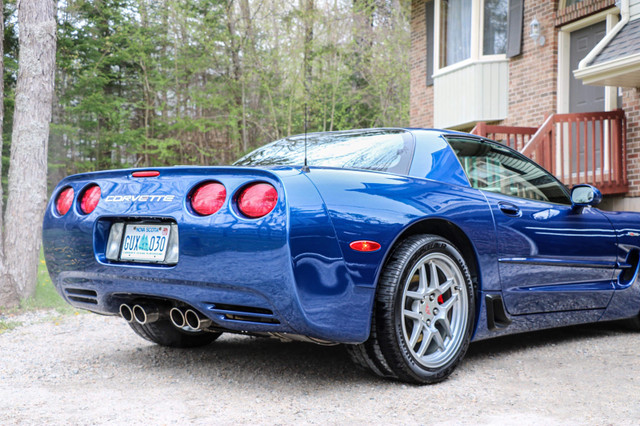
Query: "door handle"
498 202 521 217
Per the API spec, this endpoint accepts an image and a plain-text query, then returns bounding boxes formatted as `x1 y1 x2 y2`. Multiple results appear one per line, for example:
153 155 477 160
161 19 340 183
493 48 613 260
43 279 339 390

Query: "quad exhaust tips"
170 307 212 331
121 303 211 330
119 303 163 325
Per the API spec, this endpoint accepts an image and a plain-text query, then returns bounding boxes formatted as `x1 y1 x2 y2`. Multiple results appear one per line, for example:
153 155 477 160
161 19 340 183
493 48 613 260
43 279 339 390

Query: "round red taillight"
191 182 226 215
80 185 101 214
237 183 278 218
56 187 74 216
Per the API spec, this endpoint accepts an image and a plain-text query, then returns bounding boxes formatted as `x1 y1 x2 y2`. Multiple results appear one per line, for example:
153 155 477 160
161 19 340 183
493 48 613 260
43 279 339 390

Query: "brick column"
505 1 558 127
409 0 434 127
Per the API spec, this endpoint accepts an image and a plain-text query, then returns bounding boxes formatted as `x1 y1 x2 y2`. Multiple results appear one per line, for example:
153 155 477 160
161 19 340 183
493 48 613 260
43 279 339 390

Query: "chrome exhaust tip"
119 304 134 323
185 309 212 330
133 304 161 325
169 307 186 328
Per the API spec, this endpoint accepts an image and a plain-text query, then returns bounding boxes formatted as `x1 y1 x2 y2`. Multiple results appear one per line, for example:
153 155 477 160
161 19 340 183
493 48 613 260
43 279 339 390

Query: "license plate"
120 224 171 262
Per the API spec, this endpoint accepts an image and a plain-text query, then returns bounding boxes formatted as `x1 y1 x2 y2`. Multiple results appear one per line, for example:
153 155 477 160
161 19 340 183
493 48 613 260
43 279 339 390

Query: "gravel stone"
1 311 639 424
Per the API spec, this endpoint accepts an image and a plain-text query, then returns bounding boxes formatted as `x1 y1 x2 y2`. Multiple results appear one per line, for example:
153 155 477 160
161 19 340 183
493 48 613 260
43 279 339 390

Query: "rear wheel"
354 234 475 384
128 319 221 348
345 307 397 379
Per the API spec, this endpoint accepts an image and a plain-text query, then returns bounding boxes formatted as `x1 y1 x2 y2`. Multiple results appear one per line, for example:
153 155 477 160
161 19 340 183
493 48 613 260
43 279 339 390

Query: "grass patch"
0 319 22 333
18 249 78 315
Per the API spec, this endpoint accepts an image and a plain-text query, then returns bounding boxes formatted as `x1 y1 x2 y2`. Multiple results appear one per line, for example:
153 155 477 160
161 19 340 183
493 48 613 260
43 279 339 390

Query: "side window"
448 138 570 204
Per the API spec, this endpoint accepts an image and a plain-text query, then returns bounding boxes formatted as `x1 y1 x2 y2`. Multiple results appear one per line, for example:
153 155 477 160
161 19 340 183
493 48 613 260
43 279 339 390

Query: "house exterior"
409 0 640 210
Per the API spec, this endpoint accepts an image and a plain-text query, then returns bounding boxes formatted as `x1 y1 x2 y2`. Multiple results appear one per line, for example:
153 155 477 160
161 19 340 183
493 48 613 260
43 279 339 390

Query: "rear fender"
304 168 498 336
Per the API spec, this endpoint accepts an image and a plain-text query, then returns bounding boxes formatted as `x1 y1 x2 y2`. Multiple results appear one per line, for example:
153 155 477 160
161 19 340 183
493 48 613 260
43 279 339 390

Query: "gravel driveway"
1 310 639 425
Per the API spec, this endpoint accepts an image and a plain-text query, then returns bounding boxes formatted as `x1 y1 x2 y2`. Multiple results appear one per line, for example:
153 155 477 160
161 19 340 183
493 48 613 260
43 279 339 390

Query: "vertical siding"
631 0 640 20
433 60 509 129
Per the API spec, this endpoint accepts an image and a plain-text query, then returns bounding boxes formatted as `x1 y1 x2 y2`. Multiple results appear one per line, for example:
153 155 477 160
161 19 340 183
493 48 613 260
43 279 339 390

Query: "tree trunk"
0 0 10 307
240 0 259 150
226 2 244 156
352 0 374 90
2 0 56 304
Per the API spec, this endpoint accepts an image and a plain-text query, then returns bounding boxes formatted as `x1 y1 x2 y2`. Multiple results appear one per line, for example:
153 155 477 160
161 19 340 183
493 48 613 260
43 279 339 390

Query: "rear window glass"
234 129 415 174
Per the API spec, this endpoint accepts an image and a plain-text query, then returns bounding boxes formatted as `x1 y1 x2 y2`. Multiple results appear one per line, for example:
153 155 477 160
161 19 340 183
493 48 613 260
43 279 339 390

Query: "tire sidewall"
391 237 475 382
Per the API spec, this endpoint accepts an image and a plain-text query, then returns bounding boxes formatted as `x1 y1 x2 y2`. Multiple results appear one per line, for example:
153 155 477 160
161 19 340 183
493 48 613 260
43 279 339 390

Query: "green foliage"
0 249 76 319
18 249 76 315
49 0 411 189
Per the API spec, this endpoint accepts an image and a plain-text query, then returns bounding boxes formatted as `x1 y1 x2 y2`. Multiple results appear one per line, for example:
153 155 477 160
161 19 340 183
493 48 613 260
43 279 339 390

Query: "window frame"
433 0 508 74
481 0 510 57
446 136 572 205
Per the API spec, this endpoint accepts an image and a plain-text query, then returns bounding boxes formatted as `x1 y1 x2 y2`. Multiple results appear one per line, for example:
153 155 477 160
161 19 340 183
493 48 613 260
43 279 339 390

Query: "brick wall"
624 88 640 197
409 0 433 127
408 0 640 210
409 0 560 128
555 0 616 26
603 88 640 210
503 1 559 127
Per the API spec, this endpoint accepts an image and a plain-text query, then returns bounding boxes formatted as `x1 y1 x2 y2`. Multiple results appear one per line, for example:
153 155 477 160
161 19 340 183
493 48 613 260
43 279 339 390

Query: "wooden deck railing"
470 122 538 151
471 110 628 195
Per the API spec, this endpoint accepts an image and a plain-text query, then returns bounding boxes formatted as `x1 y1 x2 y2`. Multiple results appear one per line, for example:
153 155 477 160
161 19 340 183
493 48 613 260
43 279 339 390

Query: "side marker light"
349 240 381 252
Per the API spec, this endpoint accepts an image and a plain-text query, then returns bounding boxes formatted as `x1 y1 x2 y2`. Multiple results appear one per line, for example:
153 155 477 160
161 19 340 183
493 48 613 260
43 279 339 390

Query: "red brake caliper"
437 295 444 304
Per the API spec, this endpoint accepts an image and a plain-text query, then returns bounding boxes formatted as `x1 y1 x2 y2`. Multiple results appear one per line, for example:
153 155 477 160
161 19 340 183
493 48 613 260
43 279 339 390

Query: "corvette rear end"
42 165 373 344
42 128 640 384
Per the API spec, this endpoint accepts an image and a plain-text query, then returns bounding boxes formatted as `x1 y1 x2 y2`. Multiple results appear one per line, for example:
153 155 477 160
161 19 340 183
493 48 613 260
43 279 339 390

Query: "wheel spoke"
419 264 428 292
416 326 434 356
403 309 422 321
438 316 453 339
408 321 423 348
405 290 423 300
433 328 445 351
441 292 459 312
429 261 439 288
439 278 454 294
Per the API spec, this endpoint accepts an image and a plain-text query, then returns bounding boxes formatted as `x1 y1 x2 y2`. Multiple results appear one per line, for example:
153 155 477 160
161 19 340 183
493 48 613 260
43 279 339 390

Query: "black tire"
128 319 221 348
345 305 397 379
371 234 475 384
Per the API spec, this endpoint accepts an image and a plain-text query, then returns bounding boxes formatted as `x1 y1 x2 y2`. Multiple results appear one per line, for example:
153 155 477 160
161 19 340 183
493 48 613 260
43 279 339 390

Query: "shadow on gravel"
466 319 634 360
109 334 388 385
102 320 635 385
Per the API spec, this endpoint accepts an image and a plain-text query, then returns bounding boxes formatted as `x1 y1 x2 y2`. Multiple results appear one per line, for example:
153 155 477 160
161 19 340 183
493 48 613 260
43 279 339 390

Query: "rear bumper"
55 267 296 335
43 166 374 343
48 252 373 343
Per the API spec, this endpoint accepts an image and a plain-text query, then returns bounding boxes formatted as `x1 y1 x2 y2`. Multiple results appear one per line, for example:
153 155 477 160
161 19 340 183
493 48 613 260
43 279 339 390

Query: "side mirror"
571 184 602 210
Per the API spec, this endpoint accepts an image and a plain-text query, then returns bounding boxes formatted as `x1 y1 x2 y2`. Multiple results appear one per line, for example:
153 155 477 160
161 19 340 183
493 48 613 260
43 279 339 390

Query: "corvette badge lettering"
105 195 175 202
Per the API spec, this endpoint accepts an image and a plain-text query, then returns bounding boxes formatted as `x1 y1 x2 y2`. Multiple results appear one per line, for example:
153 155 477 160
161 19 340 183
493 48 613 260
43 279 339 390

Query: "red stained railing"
470 122 538 151
471 110 628 195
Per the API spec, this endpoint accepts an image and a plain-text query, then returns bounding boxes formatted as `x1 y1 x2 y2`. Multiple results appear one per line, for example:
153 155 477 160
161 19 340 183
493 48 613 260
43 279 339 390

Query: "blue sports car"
42 128 640 384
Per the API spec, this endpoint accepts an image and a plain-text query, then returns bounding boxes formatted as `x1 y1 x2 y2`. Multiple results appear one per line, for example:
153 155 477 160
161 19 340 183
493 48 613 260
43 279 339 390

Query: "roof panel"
592 18 640 65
